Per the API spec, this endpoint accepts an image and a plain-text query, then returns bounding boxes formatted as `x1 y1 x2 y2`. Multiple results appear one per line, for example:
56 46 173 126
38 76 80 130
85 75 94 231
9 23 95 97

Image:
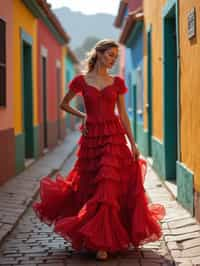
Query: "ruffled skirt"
32 116 165 252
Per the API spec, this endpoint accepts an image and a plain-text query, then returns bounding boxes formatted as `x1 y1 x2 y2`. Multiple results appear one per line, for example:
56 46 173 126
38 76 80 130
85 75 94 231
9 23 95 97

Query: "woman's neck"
92 64 108 76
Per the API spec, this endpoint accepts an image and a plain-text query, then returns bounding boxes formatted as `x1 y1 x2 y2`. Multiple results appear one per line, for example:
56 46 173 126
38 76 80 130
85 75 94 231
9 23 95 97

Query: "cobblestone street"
0 134 200 265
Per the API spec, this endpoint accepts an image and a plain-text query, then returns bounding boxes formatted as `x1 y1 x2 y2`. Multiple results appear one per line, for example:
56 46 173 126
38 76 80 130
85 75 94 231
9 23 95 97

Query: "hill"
53 7 120 49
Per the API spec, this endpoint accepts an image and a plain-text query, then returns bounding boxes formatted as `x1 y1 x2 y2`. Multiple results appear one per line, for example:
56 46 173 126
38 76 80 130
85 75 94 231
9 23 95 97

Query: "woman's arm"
60 91 88 135
116 94 139 160
59 90 86 119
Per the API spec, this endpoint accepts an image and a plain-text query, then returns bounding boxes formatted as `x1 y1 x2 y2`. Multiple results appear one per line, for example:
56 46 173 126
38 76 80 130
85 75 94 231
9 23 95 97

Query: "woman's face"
97 47 118 69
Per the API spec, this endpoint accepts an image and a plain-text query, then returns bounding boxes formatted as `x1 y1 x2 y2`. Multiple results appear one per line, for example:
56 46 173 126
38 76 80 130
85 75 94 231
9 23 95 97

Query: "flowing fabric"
32 75 165 252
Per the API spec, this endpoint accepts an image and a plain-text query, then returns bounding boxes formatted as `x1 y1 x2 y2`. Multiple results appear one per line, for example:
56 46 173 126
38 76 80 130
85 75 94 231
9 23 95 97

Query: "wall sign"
188 7 196 39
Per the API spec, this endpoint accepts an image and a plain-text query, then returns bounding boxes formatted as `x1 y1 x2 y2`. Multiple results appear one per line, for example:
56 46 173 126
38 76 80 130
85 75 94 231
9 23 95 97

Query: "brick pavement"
146 166 200 266
0 129 79 246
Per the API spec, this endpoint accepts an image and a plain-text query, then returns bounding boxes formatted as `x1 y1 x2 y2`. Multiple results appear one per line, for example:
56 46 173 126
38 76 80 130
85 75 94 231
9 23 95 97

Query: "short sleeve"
68 75 82 95
116 76 128 95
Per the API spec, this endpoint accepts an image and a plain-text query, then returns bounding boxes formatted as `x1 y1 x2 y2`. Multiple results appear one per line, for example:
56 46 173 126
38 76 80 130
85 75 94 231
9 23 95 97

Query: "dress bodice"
68 74 128 123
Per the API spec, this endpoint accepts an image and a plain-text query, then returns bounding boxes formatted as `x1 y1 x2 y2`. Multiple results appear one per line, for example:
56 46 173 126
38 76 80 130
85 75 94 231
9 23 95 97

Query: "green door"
163 4 178 180
132 84 137 141
147 26 153 156
23 42 34 159
131 71 137 141
42 56 48 148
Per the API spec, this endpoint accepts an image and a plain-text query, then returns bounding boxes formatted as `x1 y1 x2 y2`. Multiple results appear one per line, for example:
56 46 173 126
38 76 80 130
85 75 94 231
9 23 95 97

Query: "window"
0 18 6 107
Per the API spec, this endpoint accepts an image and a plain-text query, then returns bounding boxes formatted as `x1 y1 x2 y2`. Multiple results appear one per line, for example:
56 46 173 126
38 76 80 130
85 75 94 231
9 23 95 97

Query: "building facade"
0 0 79 184
115 1 145 150
115 0 200 222
37 15 67 153
0 0 15 184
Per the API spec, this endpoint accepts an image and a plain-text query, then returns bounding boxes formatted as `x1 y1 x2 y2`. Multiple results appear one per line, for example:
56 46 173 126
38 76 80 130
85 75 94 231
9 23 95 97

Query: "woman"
33 39 165 261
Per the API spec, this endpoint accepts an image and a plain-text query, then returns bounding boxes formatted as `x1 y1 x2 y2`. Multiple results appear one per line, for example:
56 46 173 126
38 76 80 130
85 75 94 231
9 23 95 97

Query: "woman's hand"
81 114 88 136
131 142 140 161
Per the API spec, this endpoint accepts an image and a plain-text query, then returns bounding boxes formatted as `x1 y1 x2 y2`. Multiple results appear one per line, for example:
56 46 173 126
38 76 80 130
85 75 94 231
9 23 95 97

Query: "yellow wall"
143 0 166 140
179 1 200 191
143 0 200 191
13 0 38 135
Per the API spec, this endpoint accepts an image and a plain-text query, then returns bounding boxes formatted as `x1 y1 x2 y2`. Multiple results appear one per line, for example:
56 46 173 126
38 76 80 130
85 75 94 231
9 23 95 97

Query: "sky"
47 0 121 15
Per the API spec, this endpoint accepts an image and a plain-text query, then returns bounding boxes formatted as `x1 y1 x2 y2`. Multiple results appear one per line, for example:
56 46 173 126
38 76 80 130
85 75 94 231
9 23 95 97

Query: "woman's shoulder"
70 73 84 82
113 75 125 84
113 75 128 94
114 75 124 81
68 74 84 94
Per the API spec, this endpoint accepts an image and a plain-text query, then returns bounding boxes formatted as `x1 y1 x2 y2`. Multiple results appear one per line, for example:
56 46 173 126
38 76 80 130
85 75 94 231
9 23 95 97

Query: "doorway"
163 2 178 180
42 56 48 149
130 71 137 141
22 42 34 160
147 25 153 157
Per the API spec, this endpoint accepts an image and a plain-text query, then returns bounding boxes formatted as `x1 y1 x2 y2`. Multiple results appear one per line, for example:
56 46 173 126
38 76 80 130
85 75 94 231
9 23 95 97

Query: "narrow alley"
1 0 200 265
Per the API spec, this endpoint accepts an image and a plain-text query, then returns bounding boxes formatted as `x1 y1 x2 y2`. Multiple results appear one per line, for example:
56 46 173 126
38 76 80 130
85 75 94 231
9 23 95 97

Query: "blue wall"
125 47 133 111
125 24 144 122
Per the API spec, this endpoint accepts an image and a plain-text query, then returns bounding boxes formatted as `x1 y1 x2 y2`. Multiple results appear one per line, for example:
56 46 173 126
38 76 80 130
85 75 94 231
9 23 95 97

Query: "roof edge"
114 0 128 28
23 0 70 44
119 7 144 44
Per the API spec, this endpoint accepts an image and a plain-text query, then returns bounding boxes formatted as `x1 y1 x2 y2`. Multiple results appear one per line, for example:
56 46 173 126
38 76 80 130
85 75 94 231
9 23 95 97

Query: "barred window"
0 18 6 107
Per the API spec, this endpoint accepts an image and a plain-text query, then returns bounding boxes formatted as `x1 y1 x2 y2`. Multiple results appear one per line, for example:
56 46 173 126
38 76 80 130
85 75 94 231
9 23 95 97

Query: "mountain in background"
53 7 120 49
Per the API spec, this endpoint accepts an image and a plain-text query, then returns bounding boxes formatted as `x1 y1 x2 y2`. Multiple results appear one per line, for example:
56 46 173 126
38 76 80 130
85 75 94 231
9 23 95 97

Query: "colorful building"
115 1 145 151
35 0 70 153
115 0 200 222
143 0 199 219
0 0 79 184
14 0 70 174
0 0 15 184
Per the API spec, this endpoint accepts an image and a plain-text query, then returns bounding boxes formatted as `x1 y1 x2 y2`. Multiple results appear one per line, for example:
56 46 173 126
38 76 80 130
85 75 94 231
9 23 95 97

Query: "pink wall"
128 0 142 12
37 19 62 123
0 0 14 130
119 45 126 78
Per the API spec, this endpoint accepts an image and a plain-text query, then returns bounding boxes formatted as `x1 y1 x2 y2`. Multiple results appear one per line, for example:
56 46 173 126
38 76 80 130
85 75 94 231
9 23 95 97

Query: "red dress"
32 74 165 252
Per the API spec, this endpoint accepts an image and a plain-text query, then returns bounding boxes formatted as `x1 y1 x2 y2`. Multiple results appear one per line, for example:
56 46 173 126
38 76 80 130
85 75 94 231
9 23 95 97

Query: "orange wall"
179 0 200 191
13 0 38 135
0 0 14 130
143 0 166 140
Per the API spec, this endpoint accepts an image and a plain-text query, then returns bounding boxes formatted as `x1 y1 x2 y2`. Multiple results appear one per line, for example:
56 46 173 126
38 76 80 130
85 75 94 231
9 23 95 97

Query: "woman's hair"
83 39 119 73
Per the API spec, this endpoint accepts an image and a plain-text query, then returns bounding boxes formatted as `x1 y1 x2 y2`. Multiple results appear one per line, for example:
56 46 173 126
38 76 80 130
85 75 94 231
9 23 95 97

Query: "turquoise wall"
65 56 76 128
